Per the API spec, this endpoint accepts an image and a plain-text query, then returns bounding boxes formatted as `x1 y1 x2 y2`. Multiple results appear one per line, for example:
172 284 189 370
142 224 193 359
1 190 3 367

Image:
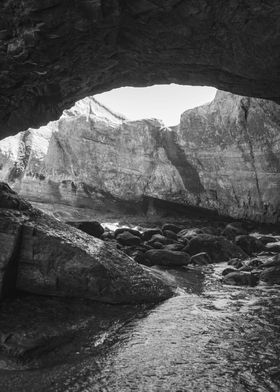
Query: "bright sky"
95 84 217 126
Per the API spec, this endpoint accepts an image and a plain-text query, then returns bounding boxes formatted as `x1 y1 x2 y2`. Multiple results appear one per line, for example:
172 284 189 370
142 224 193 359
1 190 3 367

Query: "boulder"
151 242 165 249
258 235 278 245
66 220 104 239
260 254 280 269
114 228 142 239
116 231 142 247
188 235 247 262
177 228 204 239
163 230 178 240
260 267 280 285
132 251 147 265
235 235 264 255
265 242 280 252
149 234 175 245
222 222 248 240
142 228 162 241
0 183 173 303
145 250 191 267
190 252 211 266
165 243 184 251
223 272 259 286
246 258 263 268
161 224 183 234
228 259 244 269
222 268 237 276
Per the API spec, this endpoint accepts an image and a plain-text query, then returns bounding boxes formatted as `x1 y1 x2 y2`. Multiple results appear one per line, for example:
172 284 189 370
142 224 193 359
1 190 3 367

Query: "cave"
0 1 280 391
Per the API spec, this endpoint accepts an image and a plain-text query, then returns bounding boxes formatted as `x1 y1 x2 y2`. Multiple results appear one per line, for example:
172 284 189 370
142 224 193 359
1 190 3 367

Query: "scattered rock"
66 220 104 239
177 228 204 239
258 235 278 245
142 228 162 241
161 224 182 234
165 243 184 251
116 231 142 246
163 230 178 240
151 242 165 249
145 250 190 267
149 234 175 245
190 252 211 265
222 267 237 276
235 235 264 255
260 267 280 285
265 242 280 252
223 272 259 286
228 259 244 269
222 222 248 240
246 258 263 268
114 228 142 238
188 234 247 262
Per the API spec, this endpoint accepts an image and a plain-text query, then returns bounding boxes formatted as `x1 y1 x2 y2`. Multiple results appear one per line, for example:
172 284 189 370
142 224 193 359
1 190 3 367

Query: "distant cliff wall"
1 92 280 223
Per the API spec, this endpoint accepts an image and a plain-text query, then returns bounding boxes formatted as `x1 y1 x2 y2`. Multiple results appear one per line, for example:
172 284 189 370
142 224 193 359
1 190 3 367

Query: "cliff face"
177 91 280 223
0 97 191 213
1 92 280 223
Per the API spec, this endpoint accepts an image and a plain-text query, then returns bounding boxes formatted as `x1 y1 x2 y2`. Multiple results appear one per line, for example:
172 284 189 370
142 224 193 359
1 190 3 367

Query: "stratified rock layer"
178 91 280 223
0 183 173 303
1 92 280 223
1 0 280 137
0 97 188 212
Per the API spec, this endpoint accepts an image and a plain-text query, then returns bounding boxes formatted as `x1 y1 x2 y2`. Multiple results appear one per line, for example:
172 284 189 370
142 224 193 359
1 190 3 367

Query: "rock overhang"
1 0 280 138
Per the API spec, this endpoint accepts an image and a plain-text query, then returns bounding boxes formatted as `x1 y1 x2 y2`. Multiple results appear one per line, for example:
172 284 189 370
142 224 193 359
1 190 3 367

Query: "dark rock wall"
1 0 280 137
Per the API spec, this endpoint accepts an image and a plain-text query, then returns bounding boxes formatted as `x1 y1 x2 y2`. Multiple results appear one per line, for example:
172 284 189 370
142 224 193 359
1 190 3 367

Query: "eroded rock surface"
0 183 173 303
1 1 280 137
1 92 280 223
177 91 280 222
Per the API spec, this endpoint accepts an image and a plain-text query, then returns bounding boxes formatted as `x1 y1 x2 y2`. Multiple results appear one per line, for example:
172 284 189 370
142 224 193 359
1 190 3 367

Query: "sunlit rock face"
1 0 280 137
178 91 280 223
0 98 191 212
1 92 280 223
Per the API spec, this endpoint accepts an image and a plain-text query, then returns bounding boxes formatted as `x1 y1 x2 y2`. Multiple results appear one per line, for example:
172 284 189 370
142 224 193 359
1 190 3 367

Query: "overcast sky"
95 84 217 126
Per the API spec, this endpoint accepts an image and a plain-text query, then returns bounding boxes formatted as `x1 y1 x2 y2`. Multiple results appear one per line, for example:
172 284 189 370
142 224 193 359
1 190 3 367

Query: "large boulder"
222 222 248 240
190 252 211 266
0 183 173 303
235 235 264 255
116 231 142 246
66 220 104 239
188 234 247 262
145 250 190 267
260 267 280 285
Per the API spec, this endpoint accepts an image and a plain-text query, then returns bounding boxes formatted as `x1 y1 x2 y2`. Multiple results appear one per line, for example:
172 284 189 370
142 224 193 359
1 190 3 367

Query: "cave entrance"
95 84 217 127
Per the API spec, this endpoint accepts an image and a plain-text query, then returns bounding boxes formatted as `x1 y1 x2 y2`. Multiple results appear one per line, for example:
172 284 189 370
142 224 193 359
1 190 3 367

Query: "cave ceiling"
1 0 280 138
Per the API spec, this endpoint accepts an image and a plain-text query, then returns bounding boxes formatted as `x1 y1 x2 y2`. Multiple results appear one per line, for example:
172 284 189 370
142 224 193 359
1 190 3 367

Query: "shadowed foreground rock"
0 183 173 303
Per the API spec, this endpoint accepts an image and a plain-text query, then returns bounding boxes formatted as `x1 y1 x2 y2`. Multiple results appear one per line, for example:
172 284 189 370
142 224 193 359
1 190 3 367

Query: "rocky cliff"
1 92 280 223
177 91 280 223
0 97 190 216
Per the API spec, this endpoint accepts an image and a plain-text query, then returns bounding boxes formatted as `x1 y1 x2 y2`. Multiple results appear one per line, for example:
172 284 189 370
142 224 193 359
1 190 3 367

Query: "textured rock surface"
0 97 189 212
177 90 280 222
0 183 173 303
1 92 280 223
1 0 280 137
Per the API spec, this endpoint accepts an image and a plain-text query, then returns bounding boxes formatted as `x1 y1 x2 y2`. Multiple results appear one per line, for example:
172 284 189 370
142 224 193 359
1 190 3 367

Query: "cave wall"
1 0 280 138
